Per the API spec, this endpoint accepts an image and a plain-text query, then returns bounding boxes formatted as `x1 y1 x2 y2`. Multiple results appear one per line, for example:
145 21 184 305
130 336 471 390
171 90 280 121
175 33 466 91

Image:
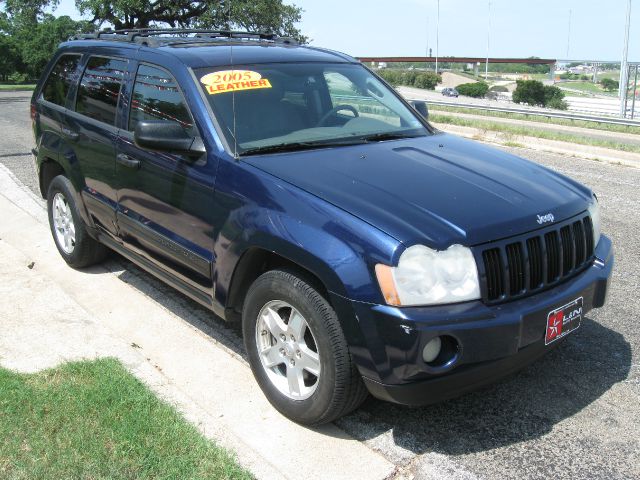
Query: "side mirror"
134 120 206 156
409 100 429 120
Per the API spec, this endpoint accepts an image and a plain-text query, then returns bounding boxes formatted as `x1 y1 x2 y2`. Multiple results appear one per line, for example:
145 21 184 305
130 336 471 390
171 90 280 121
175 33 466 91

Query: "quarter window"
42 55 81 106
75 57 127 125
129 64 194 134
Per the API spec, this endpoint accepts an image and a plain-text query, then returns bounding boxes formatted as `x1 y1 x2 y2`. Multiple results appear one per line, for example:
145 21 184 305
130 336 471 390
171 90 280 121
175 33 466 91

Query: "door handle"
116 153 141 169
61 127 79 140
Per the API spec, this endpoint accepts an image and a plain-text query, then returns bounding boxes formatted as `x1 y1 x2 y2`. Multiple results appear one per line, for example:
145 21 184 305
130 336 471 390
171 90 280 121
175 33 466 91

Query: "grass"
429 105 640 136
558 81 615 96
0 358 252 480
430 113 640 154
502 141 526 148
0 84 35 91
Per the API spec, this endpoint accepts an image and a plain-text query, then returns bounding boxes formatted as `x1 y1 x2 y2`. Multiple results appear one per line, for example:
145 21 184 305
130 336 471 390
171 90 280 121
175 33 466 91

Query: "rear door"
115 62 216 298
35 53 83 162
65 55 129 237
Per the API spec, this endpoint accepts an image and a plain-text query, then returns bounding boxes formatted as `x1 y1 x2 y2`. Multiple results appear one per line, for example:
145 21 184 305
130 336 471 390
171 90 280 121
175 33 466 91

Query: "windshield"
195 63 430 155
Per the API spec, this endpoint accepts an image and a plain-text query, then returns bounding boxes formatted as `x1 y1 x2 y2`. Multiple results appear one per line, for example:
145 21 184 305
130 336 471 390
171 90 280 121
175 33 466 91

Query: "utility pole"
565 9 572 59
619 0 632 117
426 15 429 60
435 0 440 74
485 0 491 80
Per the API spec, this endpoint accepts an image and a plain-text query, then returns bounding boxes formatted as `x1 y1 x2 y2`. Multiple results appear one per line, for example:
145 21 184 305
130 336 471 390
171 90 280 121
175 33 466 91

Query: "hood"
243 133 592 249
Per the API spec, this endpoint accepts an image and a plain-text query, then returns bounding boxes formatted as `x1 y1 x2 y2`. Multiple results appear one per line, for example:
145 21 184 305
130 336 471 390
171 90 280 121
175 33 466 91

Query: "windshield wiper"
240 139 365 156
360 131 424 142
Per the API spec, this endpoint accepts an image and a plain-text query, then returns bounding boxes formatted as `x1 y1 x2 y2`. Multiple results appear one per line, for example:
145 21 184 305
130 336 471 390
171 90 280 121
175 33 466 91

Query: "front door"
115 63 216 298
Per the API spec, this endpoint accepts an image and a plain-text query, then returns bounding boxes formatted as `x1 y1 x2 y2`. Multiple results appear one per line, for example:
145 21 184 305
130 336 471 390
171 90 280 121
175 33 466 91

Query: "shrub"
546 97 569 110
8 72 29 84
600 78 619 92
402 70 419 86
377 69 403 86
512 79 546 106
543 85 565 103
513 80 568 109
489 85 508 92
580 74 590 81
376 69 441 90
456 82 489 98
413 72 441 90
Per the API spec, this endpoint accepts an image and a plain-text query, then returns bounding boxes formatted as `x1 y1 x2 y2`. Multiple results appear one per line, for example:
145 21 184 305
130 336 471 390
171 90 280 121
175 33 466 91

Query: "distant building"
568 64 594 75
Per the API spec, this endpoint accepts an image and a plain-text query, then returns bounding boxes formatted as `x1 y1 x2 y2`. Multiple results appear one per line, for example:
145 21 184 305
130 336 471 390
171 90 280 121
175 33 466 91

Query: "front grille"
478 214 595 303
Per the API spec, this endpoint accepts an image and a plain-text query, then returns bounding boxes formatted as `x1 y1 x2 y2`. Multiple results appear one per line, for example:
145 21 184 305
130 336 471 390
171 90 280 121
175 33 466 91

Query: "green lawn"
559 81 616 96
0 84 35 91
430 113 640 154
429 105 640 136
0 358 252 480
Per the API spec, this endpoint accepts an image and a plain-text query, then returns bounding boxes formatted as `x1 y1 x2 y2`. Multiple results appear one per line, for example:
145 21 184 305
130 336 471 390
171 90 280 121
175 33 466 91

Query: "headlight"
375 244 480 306
587 196 601 248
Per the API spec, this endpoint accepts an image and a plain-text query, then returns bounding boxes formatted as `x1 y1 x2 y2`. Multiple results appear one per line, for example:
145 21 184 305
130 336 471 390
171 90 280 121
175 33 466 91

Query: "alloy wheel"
255 300 321 400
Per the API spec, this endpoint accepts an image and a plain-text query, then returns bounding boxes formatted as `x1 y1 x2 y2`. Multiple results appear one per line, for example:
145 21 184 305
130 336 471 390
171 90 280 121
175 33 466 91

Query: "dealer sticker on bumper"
545 297 583 345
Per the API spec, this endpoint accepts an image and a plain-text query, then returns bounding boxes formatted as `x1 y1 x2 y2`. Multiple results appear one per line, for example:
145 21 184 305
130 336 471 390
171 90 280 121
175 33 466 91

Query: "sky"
52 0 639 61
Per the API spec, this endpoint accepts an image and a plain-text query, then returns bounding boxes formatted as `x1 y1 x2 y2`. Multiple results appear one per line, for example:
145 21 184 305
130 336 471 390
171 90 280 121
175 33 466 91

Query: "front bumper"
349 235 613 406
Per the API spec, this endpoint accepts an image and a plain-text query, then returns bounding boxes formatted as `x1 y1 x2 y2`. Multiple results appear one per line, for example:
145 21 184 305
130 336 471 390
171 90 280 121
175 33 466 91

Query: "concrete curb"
0 165 396 480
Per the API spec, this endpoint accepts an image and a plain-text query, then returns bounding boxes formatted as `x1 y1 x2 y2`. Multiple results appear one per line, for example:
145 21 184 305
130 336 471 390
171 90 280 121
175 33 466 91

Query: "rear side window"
129 64 194 134
75 56 128 125
42 55 81 106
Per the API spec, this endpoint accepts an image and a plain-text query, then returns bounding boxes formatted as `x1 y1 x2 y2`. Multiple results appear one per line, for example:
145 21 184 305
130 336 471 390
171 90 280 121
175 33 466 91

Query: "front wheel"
242 269 368 425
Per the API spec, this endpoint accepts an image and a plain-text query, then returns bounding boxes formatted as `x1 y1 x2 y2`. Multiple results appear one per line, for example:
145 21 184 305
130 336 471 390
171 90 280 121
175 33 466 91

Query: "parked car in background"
442 87 459 97
31 29 613 426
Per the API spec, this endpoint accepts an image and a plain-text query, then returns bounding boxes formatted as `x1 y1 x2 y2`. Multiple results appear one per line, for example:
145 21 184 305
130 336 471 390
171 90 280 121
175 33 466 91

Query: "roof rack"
70 28 298 47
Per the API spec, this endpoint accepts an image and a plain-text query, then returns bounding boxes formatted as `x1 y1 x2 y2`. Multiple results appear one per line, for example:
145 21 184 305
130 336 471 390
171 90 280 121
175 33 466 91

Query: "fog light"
422 337 442 363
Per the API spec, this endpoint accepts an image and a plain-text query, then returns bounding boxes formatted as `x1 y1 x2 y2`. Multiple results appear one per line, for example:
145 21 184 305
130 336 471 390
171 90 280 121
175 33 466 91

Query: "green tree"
512 79 546 106
1 0 89 78
412 72 440 90
74 0 307 42
19 14 91 77
513 80 568 110
0 12 23 80
600 78 619 92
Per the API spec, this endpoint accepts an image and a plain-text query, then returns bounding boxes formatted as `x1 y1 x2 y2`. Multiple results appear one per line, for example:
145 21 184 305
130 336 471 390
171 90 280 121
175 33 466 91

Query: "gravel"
2 91 638 480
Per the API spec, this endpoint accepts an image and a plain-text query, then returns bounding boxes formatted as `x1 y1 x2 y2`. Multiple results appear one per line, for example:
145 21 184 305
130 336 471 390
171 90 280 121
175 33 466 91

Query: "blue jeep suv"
31 29 613 425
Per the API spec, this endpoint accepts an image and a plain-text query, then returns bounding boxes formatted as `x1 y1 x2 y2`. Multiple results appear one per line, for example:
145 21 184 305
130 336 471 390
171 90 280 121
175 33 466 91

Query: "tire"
47 175 108 268
242 269 368 425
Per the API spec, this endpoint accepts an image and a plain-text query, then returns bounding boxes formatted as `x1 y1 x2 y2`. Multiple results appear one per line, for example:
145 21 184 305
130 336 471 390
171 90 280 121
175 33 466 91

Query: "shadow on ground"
88 253 631 456
336 317 631 455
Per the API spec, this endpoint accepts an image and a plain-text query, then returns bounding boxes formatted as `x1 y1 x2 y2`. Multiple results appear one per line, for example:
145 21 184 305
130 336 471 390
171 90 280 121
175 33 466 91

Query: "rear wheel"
243 269 368 425
47 175 108 268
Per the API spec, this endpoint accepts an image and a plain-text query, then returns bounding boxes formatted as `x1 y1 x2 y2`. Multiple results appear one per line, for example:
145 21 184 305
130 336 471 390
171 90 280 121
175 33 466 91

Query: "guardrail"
418 99 640 127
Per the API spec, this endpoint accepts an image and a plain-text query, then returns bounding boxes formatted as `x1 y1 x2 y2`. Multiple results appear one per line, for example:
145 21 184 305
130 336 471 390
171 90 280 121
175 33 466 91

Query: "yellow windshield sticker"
200 70 272 95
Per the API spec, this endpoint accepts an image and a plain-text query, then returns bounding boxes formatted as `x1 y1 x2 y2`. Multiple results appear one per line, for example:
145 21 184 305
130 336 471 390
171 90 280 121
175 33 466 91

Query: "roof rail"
70 28 298 46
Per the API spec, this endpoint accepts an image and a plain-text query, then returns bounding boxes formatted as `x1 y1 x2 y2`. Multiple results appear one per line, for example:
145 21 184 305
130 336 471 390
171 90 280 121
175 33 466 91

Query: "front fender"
213 159 401 307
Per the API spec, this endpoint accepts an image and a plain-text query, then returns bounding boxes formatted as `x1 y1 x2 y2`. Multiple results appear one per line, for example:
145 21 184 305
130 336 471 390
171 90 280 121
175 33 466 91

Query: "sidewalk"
0 165 395 480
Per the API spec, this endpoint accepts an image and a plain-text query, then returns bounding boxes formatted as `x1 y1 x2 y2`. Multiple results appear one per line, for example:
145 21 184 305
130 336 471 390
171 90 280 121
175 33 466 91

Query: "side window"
75 56 127 125
129 64 195 134
324 71 401 127
42 55 81 106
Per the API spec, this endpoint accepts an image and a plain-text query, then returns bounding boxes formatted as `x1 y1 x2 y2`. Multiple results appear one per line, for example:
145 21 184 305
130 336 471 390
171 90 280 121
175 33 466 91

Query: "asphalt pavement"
1 91 638 479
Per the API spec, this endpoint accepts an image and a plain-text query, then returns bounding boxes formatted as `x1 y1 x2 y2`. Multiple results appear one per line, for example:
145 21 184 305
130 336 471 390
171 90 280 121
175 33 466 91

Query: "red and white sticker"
545 297 583 345
200 70 272 95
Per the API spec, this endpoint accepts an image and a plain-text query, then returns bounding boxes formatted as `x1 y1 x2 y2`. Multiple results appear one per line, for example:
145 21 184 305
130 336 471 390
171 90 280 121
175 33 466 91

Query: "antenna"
229 0 238 157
